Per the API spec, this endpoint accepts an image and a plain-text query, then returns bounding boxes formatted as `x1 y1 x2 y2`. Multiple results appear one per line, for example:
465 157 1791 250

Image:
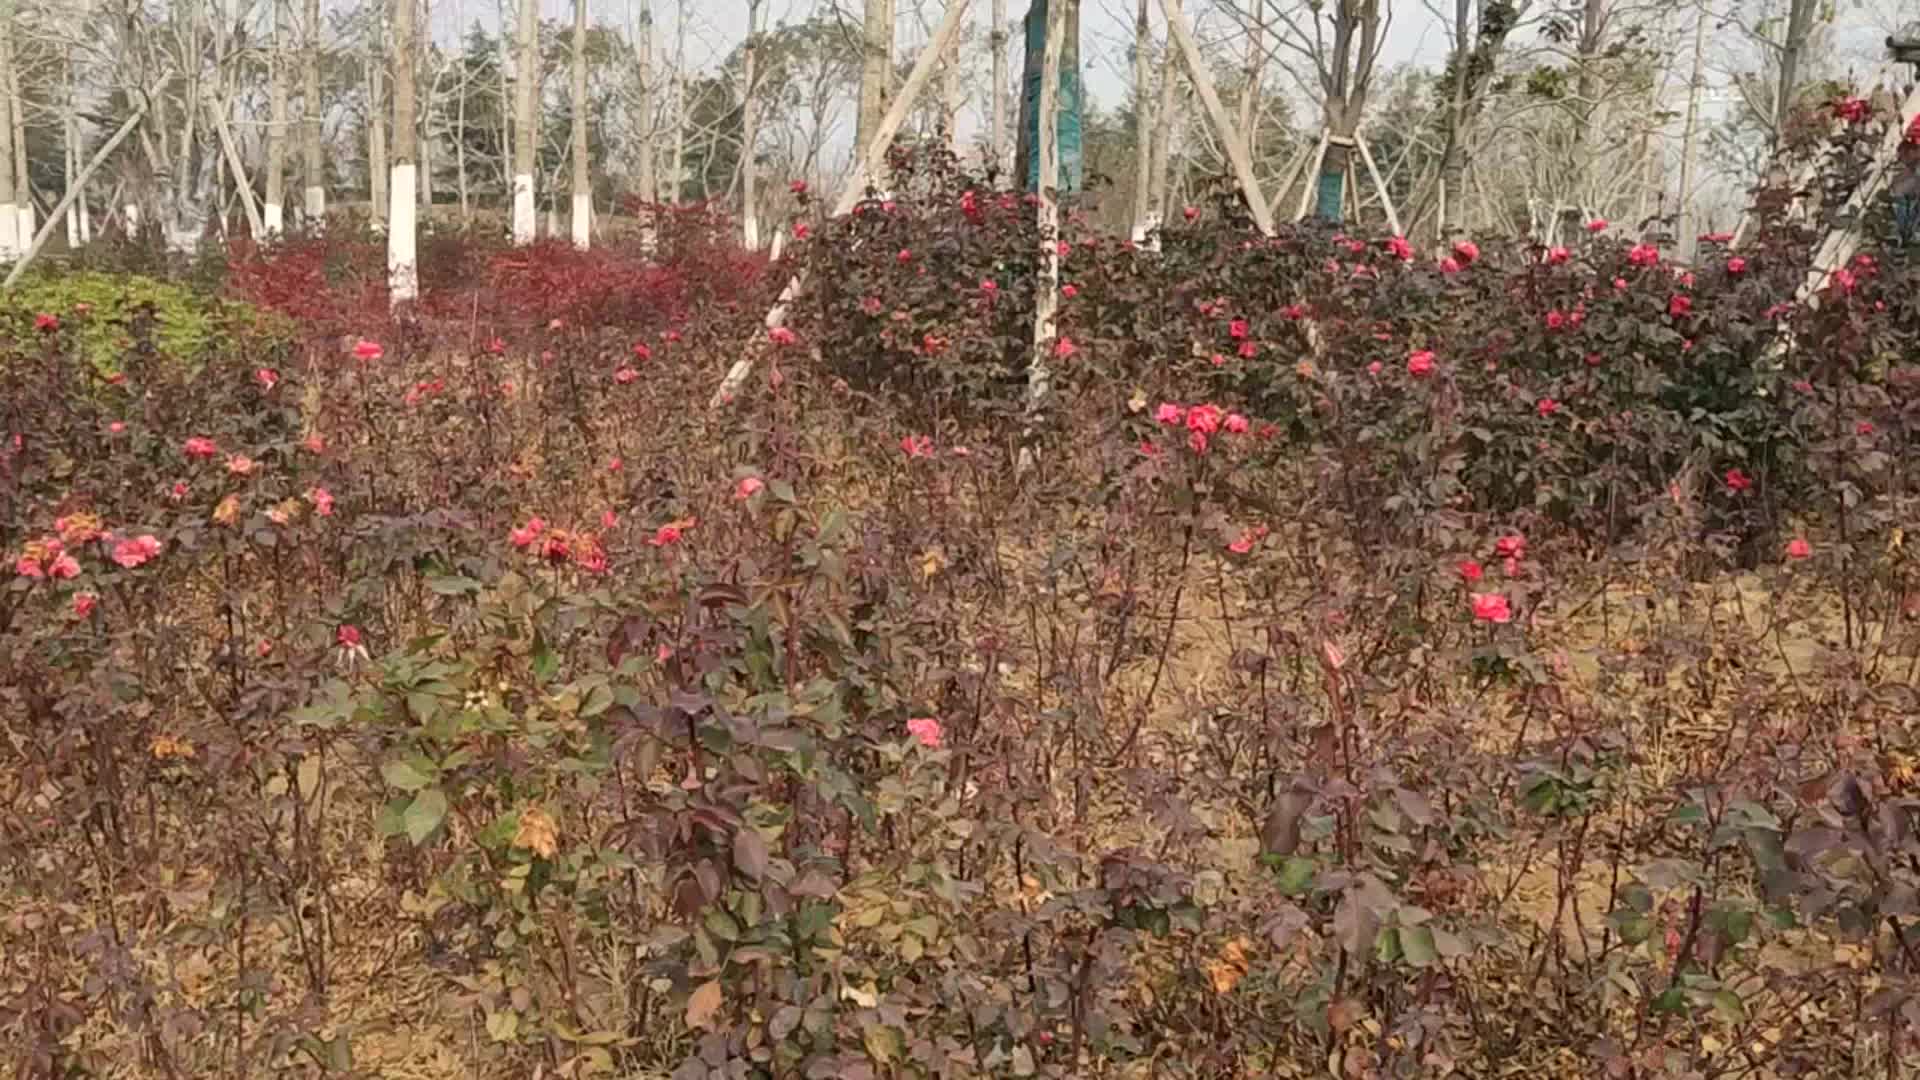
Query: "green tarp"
1014 0 1083 193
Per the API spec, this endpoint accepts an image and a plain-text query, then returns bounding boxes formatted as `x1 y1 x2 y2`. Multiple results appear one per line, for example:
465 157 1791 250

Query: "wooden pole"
711 0 972 406
1354 133 1401 236
1294 133 1327 221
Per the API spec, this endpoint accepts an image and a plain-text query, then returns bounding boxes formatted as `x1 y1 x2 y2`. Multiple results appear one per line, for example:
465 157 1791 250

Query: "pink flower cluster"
1153 402 1250 454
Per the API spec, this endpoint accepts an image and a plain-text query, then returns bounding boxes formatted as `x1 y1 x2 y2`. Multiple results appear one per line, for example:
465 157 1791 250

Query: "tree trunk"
303 0 326 223
1772 0 1817 145
1146 13 1176 229
369 26 387 229
571 0 590 248
740 0 760 248
858 0 894 189
389 0 418 302
1129 0 1152 240
9 29 29 247
1676 4 1706 262
511 0 539 244
991 0 1007 175
266 0 289 235
0 1 18 262
1438 0 1469 234
636 0 657 249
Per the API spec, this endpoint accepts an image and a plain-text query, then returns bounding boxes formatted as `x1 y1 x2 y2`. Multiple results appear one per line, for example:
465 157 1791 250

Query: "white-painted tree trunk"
511 0 539 245
388 0 417 302
571 191 590 248
0 0 15 261
570 0 591 249
265 0 288 236
389 163 417 299
512 174 535 244
303 0 327 224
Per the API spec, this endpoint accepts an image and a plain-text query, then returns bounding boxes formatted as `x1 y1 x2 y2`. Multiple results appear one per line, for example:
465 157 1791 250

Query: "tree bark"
571 0 591 248
266 0 289 235
1772 0 1818 146
1676 4 1706 261
8 19 29 248
390 0 419 302
1129 0 1152 240
740 0 761 248
303 0 326 224
991 0 1007 175
636 0 657 249
512 0 539 244
0 0 18 261
858 0 894 189
368 21 387 229
1146 12 1176 230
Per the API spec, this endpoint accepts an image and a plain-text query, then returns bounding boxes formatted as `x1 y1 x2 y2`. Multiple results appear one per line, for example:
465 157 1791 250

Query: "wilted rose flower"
256 367 279 389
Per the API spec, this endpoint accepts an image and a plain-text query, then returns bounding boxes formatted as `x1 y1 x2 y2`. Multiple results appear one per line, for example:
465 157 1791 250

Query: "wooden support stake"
1268 130 1323 219
1354 133 1402 236
1157 0 1271 234
1294 133 1327 222
712 0 971 407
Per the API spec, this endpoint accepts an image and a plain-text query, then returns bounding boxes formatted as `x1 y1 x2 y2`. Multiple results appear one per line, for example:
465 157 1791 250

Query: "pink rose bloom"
306 487 335 516
1471 593 1513 623
14 555 43 578
1494 534 1526 560
48 554 80 579
1586 219 1608 233
906 716 943 748
256 368 279 389
509 517 546 549
1439 257 1462 274
1786 537 1812 560
1407 350 1435 377
1224 413 1250 435
111 535 162 569
768 326 797 347
735 476 765 500
73 592 97 618
1458 560 1484 582
183 436 218 459
353 339 384 361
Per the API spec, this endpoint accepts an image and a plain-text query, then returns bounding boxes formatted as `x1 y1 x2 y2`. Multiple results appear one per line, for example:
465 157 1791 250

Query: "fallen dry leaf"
512 806 558 859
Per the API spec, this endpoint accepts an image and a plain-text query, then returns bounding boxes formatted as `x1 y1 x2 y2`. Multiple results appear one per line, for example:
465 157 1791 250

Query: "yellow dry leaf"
918 548 948 581
151 733 196 760
1127 389 1147 413
212 494 241 527
1204 936 1251 995
512 807 559 859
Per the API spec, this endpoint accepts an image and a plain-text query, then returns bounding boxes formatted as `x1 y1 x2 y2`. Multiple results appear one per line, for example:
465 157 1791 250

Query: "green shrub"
2 269 292 376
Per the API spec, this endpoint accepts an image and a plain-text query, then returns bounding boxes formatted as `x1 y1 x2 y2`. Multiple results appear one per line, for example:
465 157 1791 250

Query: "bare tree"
1130 0 1152 238
1269 0 1389 223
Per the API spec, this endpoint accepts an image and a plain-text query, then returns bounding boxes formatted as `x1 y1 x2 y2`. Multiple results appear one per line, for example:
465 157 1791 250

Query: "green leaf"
1400 925 1438 968
426 574 481 596
1711 988 1745 1023
1373 927 1402 965
382 759 434 792
403 787 448 845
1275 856 1316 896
